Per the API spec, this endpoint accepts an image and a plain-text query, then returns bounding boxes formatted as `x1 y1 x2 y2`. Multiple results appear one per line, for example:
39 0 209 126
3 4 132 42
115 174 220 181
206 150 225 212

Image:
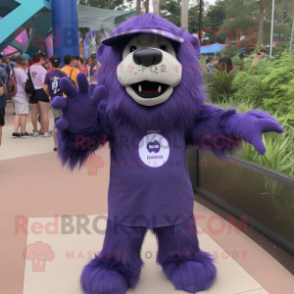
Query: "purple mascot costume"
52 14 283 294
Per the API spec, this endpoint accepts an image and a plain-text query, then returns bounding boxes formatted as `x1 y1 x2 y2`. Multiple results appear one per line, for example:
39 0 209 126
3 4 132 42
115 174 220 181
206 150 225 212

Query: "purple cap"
102 28 184 46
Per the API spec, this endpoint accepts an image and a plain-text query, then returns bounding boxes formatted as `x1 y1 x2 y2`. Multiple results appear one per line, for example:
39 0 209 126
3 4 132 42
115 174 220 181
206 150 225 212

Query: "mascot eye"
130 45 137 52
160 45 168 52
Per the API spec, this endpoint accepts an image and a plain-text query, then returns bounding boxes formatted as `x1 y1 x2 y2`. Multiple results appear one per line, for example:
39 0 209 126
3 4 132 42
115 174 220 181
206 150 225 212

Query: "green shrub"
261 53 294 116
208 100 294 177
205 70 236 103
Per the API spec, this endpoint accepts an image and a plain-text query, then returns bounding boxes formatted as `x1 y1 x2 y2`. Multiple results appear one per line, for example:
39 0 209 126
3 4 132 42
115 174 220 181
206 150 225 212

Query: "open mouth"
131 81 169 99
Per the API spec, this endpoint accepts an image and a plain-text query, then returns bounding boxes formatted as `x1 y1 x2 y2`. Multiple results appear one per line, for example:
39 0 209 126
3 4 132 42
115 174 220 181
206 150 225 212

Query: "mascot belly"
51 13 284 294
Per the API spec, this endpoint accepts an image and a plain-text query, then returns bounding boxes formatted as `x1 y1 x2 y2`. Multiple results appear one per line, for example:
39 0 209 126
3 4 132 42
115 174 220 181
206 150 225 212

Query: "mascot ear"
189 36 201 56
96 44 107 62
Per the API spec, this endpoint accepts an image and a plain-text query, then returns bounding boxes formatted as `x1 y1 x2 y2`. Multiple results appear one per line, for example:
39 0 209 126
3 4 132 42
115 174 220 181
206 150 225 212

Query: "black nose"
133 48 162 67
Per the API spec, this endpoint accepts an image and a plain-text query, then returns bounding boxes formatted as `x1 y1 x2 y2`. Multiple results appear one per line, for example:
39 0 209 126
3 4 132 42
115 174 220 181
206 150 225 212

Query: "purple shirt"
108 124 194 228
44 70 67 99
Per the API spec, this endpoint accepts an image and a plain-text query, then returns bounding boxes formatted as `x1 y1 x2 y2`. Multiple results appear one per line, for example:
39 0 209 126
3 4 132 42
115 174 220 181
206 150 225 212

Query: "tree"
153 0 161 15
188 3 200 34
257 0 266 45
161 0 181 27
181 0 189 31
145 0 150 13
203 0 226 44
137 0 141 14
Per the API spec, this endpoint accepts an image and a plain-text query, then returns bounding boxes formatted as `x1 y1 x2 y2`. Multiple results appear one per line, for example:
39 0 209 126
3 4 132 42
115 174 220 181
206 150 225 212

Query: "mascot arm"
51 73 109 169
191 104 283 157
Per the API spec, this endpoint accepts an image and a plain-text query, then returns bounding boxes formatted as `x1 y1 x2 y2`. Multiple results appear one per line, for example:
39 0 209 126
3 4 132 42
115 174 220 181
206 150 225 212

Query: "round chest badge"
138 133 170 168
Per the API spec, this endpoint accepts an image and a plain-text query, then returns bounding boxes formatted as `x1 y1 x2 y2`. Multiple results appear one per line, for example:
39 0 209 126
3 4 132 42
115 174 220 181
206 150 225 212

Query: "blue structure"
200 43 227 55
0 0 52 56
52 0 79 60
0 0 134 60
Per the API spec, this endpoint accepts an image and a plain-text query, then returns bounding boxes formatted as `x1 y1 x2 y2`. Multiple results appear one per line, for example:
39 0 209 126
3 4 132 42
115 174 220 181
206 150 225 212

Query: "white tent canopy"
77 4 136 36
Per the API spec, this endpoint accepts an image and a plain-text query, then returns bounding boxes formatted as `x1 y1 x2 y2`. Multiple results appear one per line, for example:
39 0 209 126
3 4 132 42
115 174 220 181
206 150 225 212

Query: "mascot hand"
51 73 106 134
227 110 284 155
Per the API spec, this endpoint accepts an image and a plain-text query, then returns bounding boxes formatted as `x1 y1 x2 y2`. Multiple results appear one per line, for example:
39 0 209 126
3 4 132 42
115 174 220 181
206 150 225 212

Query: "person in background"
10 57 16 68
80 57 87 74
5 57 12 102
72 56 86 74
45 58 52 72
86 58 92 83
22 54 30 71
89 56 98 85
11 55 31 138
72 55 82 72
83 58 88 67
23 54 30 60
30 52 52 137
0 55 7 81
61 54 80 89
0 77 4 146
206 58 215 75
0 55 8 109
218 57 233 73
253 49 267 65
43 55 67 151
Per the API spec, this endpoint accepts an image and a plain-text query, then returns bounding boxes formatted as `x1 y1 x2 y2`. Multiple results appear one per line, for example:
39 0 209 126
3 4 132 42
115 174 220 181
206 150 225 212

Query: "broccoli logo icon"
82 154 104 175
23 241 55 272
147 140 161 153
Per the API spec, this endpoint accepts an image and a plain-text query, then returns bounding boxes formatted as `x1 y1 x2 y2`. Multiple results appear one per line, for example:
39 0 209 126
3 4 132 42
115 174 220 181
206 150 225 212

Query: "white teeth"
158 85 161 93
139 85 142 92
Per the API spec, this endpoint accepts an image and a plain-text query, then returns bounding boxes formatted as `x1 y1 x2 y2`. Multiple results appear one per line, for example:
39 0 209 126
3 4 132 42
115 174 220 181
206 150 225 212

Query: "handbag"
25 66 35 95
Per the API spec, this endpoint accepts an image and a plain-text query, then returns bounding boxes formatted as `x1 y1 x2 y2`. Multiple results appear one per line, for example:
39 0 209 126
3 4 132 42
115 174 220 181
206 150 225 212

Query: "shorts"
0 107 5 126
51 107 61 123
12 96 29 114
30 89 49 104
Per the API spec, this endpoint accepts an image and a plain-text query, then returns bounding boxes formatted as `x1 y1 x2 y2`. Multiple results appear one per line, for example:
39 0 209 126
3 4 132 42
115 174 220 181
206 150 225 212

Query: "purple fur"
81 218 147 294
96 13 207 135
153 216 217 293
188 104 241 158
56 100 110 169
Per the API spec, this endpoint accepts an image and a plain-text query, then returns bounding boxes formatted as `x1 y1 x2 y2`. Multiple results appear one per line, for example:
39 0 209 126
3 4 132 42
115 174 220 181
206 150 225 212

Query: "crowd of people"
205 49 267 74
0 52 100 149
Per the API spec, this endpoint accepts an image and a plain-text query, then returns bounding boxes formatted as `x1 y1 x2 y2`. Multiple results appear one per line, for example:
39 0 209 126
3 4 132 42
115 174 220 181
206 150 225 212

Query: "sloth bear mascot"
52 14 283 294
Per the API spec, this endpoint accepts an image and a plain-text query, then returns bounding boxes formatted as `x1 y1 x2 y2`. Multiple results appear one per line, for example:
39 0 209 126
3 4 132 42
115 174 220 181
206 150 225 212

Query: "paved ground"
1 106 294 294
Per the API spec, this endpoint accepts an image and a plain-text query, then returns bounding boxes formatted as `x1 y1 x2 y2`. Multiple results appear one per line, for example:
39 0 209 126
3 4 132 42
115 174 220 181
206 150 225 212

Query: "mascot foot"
81 257 128 294
164 251 216 293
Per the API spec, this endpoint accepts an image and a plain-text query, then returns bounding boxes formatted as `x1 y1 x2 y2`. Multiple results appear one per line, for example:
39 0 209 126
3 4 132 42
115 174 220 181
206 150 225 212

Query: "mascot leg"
153 217 216 293
81 218 147 294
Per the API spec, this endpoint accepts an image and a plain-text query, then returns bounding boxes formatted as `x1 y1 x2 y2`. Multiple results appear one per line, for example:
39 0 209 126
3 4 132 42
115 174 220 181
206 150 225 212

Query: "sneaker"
20 132 33 138
33 131 40 137
12 133 21 138
43 132 53 137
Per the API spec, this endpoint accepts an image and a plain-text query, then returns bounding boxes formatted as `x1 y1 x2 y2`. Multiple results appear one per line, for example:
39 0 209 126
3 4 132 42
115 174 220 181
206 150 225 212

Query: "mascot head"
96 14 207 133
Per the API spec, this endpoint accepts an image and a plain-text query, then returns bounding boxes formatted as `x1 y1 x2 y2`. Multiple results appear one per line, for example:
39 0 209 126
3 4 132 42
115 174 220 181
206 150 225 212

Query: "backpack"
25 66 35 95
7 68 17 97
0 64 6 84
69 68 77 88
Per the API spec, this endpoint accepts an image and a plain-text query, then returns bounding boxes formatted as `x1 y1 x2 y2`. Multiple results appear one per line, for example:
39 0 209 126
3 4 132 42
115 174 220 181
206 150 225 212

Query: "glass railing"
187 149 294 254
